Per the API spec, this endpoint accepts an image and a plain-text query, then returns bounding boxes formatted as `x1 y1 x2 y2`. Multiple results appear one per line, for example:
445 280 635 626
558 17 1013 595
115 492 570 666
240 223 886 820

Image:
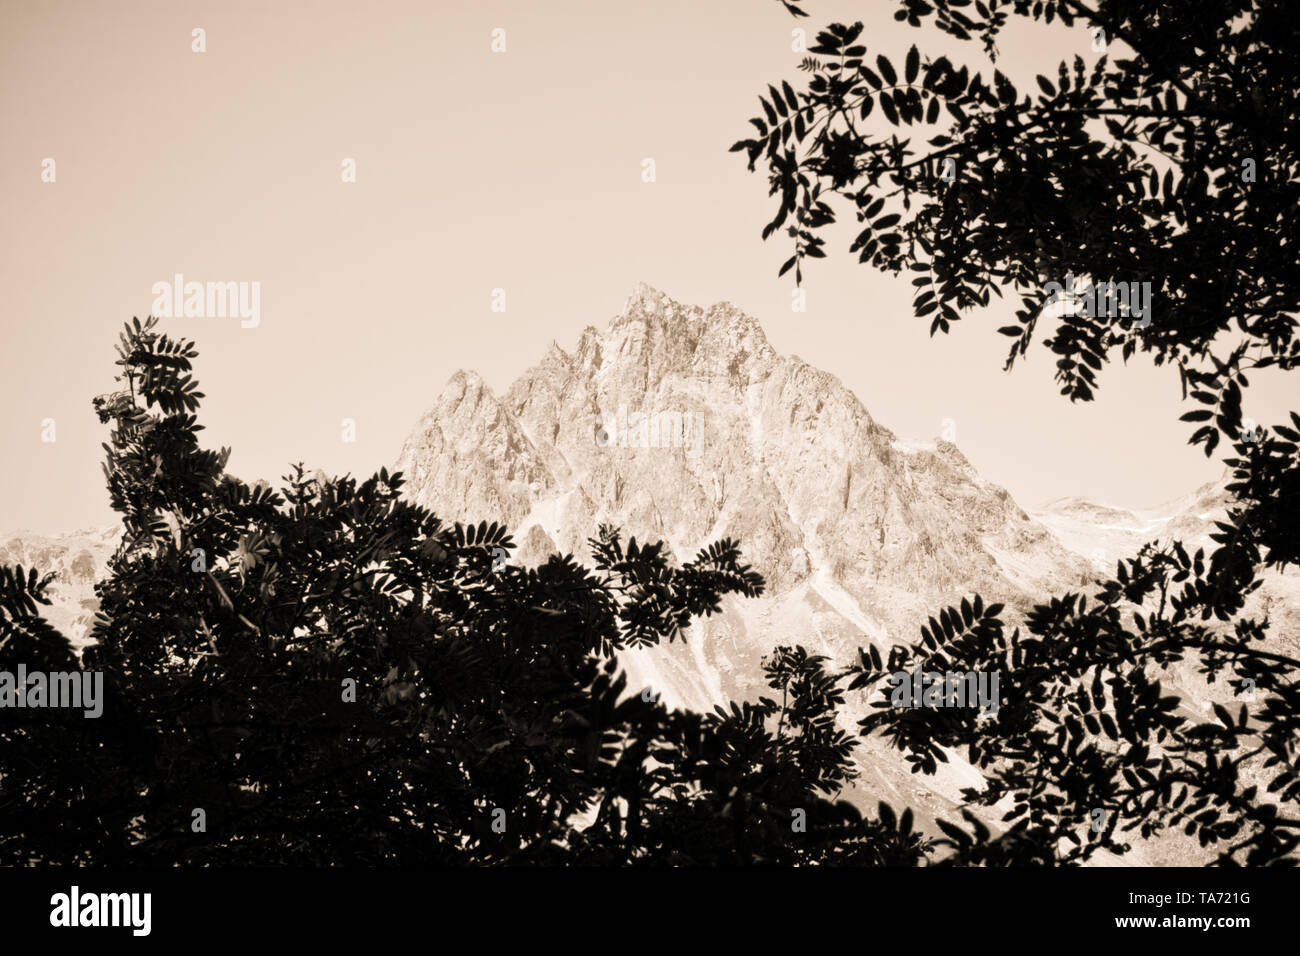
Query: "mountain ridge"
397 283 1095 626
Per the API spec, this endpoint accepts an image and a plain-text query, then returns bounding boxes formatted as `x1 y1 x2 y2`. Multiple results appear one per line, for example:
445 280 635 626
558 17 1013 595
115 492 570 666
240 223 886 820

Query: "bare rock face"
397 283 1094 639
397 370 557 527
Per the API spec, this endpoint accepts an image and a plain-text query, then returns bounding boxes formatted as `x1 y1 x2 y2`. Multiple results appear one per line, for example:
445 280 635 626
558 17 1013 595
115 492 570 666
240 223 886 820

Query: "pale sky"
2 0 1292 532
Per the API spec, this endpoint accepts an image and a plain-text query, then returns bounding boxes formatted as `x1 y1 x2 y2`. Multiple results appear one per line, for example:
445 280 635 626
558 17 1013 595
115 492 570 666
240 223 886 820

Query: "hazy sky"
2 0 1293 532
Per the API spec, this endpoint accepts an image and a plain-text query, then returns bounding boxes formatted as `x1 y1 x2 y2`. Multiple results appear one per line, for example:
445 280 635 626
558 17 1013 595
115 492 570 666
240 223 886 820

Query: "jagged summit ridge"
594 283 776 391
395 285 1092 623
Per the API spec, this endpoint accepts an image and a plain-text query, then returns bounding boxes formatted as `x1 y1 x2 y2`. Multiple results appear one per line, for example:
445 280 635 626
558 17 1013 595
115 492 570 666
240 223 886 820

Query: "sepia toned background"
2 0 1292 531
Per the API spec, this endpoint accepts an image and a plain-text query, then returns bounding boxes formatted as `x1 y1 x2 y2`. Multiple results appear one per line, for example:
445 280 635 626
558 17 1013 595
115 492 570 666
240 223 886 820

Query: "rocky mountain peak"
609 284 773 383
396 286 1095 627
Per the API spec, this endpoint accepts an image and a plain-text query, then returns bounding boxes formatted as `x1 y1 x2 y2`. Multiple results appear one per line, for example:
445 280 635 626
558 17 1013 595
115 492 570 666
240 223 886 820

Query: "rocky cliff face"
398 283 1097 641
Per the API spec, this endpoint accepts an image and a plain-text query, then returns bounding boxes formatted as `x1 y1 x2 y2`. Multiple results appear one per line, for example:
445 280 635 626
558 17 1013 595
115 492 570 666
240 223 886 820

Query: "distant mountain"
397 282 1098 640
1034 479 1300 653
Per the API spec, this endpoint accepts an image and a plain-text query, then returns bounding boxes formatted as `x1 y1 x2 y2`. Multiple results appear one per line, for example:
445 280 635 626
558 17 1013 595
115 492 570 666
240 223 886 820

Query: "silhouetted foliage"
735 0 1300 863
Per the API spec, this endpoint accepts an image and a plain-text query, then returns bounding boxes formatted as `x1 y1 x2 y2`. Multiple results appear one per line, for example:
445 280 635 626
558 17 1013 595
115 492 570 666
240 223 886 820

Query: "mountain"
1034 482 1300 720
397 282 1099 635
1034 479 1300 673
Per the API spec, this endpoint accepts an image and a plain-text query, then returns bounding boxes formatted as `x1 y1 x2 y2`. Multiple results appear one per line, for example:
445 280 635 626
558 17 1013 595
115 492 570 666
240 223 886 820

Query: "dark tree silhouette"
734 0 1300 863
0 317 929 866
